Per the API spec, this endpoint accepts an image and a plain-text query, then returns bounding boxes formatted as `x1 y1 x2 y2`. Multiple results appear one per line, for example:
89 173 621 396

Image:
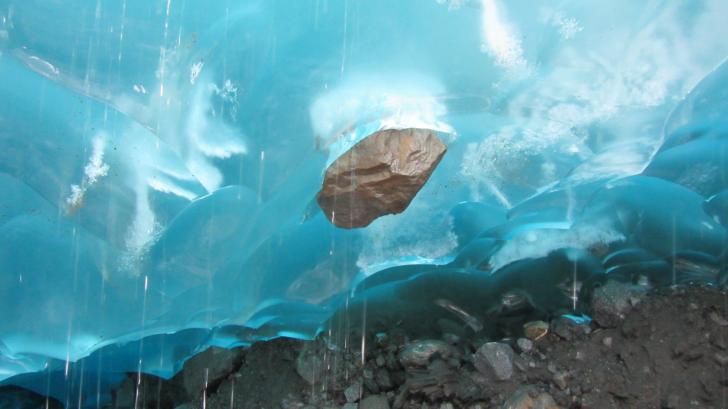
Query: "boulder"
317 128 447 228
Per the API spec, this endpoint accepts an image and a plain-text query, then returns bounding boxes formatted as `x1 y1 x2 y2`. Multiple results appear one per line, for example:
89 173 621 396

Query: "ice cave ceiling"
0 0 727 406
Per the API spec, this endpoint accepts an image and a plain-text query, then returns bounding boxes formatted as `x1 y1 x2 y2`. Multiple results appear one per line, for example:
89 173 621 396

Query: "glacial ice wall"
0 0 727 406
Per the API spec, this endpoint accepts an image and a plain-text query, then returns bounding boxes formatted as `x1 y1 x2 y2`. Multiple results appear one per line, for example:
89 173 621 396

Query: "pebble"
523 321 549 340
473 342 514 381
516 338 533 353
345 381 363 402
359 395 390 409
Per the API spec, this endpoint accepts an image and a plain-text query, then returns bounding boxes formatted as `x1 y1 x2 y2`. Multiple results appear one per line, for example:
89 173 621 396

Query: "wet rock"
359 394 391 409
343 404 359 409
399 340 456 368
501 386 560 409
516 338 533 353
375 368 394 390
523 321 549 340
317 128 447 228
345 381 363 402
590 280 643 328
550 318 586 341
473 342 514 381
182 347 243 398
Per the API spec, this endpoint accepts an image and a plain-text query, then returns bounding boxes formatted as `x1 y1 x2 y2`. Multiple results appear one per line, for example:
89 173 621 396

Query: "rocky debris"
399 340 456 368
110 372 187 409
473 342 514 381
501 387 559 409
359 394 391 409
99 283 728 409
590 280 644 328
522 321 548 340
0 386 64 409
181 346 243 398
317 128 447 228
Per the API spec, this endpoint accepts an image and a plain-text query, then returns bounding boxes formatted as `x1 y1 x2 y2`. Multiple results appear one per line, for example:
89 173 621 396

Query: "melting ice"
0 0 727 406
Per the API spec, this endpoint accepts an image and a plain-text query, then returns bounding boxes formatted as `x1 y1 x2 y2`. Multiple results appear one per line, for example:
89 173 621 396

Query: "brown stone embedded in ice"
317 128 447 228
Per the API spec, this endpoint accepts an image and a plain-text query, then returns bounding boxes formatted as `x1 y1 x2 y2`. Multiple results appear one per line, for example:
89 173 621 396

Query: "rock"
516 338 533 353
343 404 359 409
182 347 243 398
501 387 560 409
345 381 363 402
440 403 455 409
552 372 568 390
399 340 456 367
602 336 613 348
473 342 514 381
590 280 643 328
550 318 585 341
359 395 391 409
376 368 394 390
317 128 447 228
523 321 549 340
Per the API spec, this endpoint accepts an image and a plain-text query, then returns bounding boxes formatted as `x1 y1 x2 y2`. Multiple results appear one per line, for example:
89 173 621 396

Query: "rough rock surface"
86 284 728 409
317 128 447 228
182 346 244 399
473 342 514 381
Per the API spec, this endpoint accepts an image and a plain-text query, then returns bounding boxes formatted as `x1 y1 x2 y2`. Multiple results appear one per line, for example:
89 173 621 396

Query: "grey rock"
360 395 391 409
345 381 363 402
473 342 514 381
400 340 456 367
376 368 394 390
591 280 643 328
516 338 533 353
182 347 243 398
317 128 447 228
501 386 560 409
343 404 359 409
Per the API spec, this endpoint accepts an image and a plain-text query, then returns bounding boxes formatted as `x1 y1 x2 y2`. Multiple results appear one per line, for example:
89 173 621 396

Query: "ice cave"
0 1 727 408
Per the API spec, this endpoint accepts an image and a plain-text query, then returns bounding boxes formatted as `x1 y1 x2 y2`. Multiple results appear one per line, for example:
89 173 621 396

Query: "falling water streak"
229 379 235 409
117 0 126 63
76 359 85 409
134 275 150 409
258 150 265 203
202 368 208 409
572 260 578 311
566 185 575 222
360 299 367 367
672 215 677 285
340 0 348 77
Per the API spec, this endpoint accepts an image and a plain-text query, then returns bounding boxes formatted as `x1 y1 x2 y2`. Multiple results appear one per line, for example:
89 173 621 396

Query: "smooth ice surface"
1 0 728 405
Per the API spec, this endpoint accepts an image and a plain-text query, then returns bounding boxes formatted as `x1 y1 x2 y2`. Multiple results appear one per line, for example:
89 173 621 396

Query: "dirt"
8 283 728 409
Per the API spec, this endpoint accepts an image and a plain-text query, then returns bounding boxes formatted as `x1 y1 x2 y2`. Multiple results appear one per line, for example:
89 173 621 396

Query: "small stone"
345 381 363 403
400 340 456 367
590 280 643 328
473 342 514 381
714 352 728 366
440 404 454 409
376 355 386 367
360 395 391 409
516 338 533 353
553 372 568 390
343 404 359 409
442 333 460 345
523 321 549 340
709 311 728 327
602 336 613 348
375 369 393 390
501 386 560 409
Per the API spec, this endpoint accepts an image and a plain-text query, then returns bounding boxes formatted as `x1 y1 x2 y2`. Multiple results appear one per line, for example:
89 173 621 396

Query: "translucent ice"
1 0 728 406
